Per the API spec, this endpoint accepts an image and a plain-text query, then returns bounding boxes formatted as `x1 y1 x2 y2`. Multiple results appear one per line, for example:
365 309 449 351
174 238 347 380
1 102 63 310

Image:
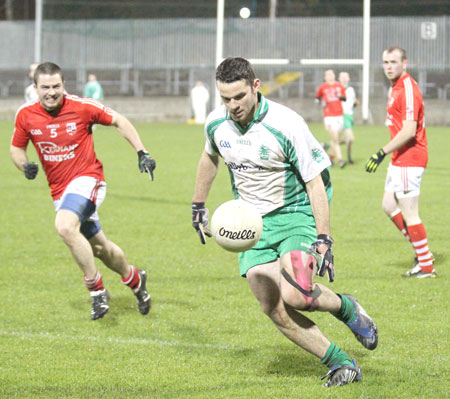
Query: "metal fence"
1 16 449 98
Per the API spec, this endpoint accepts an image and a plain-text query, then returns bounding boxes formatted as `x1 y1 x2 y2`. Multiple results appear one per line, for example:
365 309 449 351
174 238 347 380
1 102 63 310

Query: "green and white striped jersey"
204 94 332 216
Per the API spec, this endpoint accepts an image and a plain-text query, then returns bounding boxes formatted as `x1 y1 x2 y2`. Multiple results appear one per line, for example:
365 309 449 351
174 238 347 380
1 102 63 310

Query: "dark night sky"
1 0 449 20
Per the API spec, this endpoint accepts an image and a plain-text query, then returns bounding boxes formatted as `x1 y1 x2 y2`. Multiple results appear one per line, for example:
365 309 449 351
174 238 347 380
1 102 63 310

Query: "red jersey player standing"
10 62 157 319
315 69 347 168
365 47 435 278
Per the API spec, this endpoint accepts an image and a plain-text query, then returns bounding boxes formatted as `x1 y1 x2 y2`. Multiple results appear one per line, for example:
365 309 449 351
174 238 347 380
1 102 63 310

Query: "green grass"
0 120 448 398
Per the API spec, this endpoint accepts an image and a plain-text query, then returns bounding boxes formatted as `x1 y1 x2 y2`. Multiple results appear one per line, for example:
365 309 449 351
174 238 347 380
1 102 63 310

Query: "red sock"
83 270 105 292
407 223 434 273
390 210 410 241
121 265 141 291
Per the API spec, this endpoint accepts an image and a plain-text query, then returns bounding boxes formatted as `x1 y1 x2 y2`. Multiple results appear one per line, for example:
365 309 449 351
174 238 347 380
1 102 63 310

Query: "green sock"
330 294 356 324
321 342 354 368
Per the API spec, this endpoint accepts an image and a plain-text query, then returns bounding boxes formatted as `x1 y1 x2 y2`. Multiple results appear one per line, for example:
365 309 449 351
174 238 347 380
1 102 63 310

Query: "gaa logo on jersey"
30 129 43 136
66 122 77 135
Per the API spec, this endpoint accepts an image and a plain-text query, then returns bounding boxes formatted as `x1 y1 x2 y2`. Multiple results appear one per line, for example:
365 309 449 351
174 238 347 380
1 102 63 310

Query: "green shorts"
343 114 354 129
238 211 317 276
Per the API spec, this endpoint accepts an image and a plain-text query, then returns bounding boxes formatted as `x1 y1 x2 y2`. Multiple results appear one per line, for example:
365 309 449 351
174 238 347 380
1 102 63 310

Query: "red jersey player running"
10 62 157 319
365 47 435 278
315 69 347 168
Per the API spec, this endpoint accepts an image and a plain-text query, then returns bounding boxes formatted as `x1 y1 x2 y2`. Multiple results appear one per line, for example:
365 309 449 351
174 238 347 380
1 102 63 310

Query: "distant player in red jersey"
365 47 435 278
315 69 347 168
10 62 157 319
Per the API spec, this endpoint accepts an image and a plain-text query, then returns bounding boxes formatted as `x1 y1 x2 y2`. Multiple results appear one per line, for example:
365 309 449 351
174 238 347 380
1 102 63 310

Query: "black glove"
23 162 39 180
311 234 334 282
192 202 212 244
365 149 386 173
138 150 156 181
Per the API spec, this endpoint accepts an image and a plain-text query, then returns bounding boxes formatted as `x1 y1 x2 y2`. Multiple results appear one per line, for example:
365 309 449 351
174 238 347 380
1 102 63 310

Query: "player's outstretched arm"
110 110 156 180
110 110 146 152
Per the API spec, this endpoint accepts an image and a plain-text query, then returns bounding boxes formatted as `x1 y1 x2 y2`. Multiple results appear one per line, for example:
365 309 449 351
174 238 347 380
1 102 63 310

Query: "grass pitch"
0 120 448 399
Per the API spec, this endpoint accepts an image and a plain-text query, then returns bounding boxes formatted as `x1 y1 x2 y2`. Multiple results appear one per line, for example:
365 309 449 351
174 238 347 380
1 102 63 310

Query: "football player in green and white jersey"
191 57 378 387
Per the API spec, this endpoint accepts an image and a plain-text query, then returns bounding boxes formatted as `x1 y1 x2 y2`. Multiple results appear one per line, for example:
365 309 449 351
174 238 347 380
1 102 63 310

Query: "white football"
211 199 263 252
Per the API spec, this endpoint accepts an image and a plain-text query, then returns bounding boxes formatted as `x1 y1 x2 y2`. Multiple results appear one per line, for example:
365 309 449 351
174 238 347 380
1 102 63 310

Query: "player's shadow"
391 251 444 270
265 348 373 378
107 192 187 206
266 353 321 377
432 251 445 265
168 275 237 284
391 258 415 270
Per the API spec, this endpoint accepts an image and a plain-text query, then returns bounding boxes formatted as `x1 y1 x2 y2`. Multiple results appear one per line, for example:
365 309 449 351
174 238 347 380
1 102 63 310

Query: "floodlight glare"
239 7 251 19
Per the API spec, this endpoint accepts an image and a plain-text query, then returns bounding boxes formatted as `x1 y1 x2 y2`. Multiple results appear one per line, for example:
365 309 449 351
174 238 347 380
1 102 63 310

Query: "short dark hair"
34 62 64 84
385 46 407 61
216 57 256 87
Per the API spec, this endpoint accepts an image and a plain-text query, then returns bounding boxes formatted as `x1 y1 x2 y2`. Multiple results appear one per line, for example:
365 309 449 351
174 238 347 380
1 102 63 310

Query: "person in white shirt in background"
24 63 39 102
191 81 210 124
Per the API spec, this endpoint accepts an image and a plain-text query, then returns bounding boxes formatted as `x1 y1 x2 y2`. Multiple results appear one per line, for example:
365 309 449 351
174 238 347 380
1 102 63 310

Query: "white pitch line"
0 329 243 351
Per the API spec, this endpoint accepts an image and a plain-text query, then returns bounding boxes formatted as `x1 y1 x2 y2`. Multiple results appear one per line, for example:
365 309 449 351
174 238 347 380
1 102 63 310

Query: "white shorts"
384 164 425 198
54 176 106 221
324 116 344 133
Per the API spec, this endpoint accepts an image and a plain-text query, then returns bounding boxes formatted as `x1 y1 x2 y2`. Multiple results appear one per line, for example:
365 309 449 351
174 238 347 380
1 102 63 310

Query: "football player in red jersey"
365 47 435 278
315 69 347 168
10 62 157 319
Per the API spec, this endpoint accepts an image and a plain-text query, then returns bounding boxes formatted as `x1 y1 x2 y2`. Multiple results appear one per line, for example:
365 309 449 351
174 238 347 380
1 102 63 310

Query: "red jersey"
386 73 428 167
12 95 114 200
315 82 346 117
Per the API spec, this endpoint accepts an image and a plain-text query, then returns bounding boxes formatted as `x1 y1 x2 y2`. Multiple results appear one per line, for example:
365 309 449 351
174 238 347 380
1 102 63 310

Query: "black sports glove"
23 162 39 180
365 149 386 173
192 202 212 244
138 150 156 181
311 234 334 282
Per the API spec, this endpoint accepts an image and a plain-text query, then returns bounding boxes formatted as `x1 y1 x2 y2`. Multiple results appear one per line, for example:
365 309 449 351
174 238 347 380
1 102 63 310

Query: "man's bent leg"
89 230 130 277
89 231 151 314
55 210 109 319
280 250 341 312
55 209 97 278
280 250 378 350
247 261 359 387
247 261 333 358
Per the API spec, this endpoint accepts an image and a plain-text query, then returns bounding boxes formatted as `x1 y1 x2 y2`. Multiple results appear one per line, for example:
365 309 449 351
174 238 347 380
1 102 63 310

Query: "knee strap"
281 250 321 310
80 220 101 239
